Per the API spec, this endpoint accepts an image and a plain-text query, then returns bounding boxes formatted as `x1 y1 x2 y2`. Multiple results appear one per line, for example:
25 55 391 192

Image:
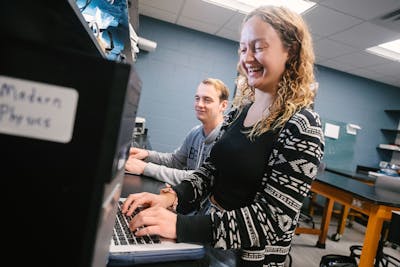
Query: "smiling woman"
122 5 324 267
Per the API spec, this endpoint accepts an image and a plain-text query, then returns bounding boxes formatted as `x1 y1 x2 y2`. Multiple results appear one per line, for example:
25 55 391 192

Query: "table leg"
330 204 351 241
358 206 383 267
338 205 350 234
309 192 317 216
316 197 334 248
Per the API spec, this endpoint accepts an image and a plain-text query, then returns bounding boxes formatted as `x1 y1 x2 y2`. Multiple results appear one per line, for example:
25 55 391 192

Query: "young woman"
122 5 324 266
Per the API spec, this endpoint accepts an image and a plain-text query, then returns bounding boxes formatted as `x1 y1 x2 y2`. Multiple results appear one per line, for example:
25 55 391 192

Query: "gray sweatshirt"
143 123 222 185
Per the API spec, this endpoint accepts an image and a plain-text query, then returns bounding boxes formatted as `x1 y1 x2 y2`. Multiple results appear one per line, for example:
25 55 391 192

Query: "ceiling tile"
314 38 359 59
318 59 355 72
319 0 400 20
329 22 400 49
315 55 329 63
373 75 400 87
139 0 184 16
181 0 235 27
348 68 384 80
223 12 245 33
333 51 391 68
139 5 178 23
312 33 324 42
303 5 362 37
135 0 400 89
393 80 400 87
364 61 400 76
216 28 240 42
176 16 219 35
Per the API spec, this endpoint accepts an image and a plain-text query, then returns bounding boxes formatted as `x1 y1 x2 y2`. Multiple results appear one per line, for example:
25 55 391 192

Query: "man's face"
194 83 225 124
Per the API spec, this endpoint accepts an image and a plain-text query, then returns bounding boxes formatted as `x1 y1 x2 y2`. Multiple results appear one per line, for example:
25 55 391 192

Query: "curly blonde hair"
234 5 316 139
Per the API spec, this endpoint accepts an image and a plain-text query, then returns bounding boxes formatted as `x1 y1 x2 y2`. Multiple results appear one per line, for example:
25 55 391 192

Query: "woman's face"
239 16 289 93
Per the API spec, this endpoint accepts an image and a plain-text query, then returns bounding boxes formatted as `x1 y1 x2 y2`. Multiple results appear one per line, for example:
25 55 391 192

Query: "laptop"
108 198 205 266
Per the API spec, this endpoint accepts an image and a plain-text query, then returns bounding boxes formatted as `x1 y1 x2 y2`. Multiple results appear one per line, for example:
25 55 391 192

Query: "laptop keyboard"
112 201 160 246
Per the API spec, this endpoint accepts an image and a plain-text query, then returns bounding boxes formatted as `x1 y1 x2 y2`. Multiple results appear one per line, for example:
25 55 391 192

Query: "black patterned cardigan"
173 107 325 266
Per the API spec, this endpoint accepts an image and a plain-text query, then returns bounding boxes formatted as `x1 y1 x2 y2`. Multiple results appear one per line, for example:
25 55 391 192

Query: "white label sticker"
0 75 78 143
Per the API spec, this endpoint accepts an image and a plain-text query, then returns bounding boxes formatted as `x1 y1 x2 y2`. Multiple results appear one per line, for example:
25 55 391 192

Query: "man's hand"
125 157 147 174
129 147 149 159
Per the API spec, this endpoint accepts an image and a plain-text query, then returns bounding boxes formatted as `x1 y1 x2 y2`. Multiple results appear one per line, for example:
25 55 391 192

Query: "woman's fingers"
129 206 177 239
134 225 161 237
122 192 151 216
130 215 160 233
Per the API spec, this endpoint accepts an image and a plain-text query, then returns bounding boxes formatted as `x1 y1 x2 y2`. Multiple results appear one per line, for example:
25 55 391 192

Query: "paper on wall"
324 122 340 139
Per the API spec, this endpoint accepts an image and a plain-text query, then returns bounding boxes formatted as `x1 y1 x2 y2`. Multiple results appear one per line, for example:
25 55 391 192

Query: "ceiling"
138 0 400 88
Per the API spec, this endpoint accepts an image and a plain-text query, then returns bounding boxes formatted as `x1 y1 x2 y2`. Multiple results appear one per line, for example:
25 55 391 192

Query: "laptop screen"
1 38 141 267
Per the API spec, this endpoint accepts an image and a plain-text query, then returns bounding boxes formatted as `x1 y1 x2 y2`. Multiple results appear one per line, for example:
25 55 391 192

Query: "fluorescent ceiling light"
366 39 400 62
202 0 316 14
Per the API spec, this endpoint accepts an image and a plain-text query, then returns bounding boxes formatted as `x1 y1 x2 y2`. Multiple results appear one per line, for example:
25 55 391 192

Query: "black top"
173 107 325 266
210 105 277 210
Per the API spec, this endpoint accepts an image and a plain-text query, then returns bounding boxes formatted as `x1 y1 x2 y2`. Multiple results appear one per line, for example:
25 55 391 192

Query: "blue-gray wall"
134 15 400 172
133 15 238 152
313 67 400 170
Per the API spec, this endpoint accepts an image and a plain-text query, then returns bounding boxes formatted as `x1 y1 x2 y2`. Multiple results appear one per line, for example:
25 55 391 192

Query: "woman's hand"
129 147 149 160
122 192 174 216
129 206 177 239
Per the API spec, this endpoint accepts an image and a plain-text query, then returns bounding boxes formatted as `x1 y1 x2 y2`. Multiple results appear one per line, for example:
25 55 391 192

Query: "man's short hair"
202 78 230 102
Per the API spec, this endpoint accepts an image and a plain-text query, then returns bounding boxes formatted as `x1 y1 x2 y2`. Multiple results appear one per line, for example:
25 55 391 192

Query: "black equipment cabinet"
0 1 141 267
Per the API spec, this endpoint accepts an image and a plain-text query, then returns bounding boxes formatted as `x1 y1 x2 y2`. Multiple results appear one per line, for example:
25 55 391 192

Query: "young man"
125 78 230 185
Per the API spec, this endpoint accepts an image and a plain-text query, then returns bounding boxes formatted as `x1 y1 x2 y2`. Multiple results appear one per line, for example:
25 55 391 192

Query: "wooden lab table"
296 171 400 267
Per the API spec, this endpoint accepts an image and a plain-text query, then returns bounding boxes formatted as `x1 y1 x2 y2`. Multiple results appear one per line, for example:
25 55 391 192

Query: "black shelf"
384 110 400 121
385 109 400 113
378 110 400 162
381 129 400 134
376 147 399 165
377 146 400 152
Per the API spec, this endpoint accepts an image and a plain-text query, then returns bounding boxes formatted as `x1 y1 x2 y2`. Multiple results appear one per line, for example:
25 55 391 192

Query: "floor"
287 214 400 267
